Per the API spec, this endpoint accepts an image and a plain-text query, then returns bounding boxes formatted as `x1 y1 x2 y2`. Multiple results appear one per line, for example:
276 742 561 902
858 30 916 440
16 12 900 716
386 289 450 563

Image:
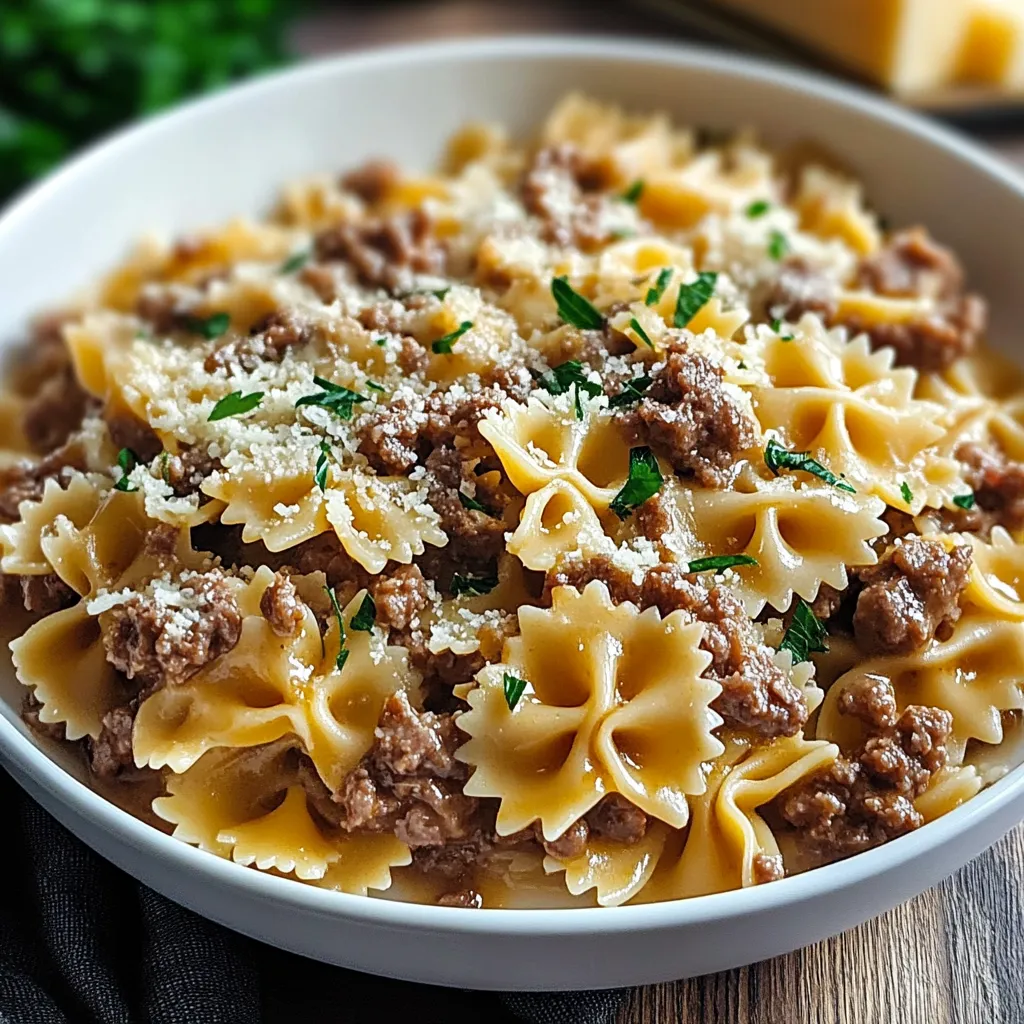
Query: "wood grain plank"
623 825 1024 1023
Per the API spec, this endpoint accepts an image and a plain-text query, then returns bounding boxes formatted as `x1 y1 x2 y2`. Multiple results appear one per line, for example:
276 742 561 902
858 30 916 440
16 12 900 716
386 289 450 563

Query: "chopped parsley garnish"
608 374 653 409
609 227 636 241
365 381 385 393
279 250 310 274
113 448 138 492
552 276 605 330
953 492 976 510
458 490 498 517
609 446 663 520
208 390 263 421
324 585 350 672
350 594 376 633
431 320 473 354
450 571 499 598
767 230 790 261
374 337 387 347
673 271 718 329
781 334 794 342
687 554 758 574
629 317 654 349
900 481 914 504
295 376 368 421
314 440 333 493
183 311 230 339
503 672 529 712
746 199 771 219
779 599 829 664
645 268 672 306
765 439 855 494
621 179 645 204
770 318 782 332
431 287 451 301
159 451 171 484
536 359 602 420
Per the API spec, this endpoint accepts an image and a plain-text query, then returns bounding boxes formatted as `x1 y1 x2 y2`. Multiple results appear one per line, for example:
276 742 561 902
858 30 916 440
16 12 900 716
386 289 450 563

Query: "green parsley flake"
674 271 718 328
645 268 672 307
621 179 645 204
295 376 368 421
767 230 790 261
770 318 782 332
687 554 758 574
450 571 499 598
765 439 855 494
314 440 333 493
208 390 263 421
457 490 498 518
778 599 829 664
159 451 171 484
900 481 914 504
431 320 473 354
953 492 976 510
535 360 602 421
279 250 310 274
551 276 605 331
609 446 663 520
324 585 350 672
374 337 387 347
608 374 653 409
183 311 230 339
629 317 654 349
746 199 771 218
503 672 529 712
365 381 385 393
350 594 376 633
113 448 138 492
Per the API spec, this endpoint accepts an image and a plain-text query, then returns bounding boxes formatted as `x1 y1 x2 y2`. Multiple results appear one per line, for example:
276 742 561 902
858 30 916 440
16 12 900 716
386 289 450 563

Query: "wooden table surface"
291 4 1024 1021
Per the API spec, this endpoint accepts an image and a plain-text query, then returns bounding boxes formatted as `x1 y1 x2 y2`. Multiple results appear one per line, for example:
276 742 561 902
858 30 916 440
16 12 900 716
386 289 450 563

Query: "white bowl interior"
2 37 1024 990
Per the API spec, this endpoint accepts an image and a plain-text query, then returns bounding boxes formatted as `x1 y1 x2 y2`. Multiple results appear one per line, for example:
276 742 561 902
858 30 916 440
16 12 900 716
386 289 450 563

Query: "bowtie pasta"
3 93 1022 909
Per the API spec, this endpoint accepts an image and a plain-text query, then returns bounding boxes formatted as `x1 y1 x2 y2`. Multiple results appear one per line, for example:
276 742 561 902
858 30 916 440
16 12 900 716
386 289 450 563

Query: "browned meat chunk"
546 559 807 739
22 691 67 742
315 209 446 293
956 442 1024 532
341 159 399 205
837 675 898 730
616 335 756 487
88 705 136 778
853 538 971 655
766 257 836 322
372 564 430 631
100 571 242 693
204 310 312 373
161 444 220 497
521 144 615 251
259 572 305 637
103 406 162 464
1 572 78 615
752 852 785 884
778 700 952 866
0 444 85 523
436 889 484 908
586 793 649 845
540 817 591 860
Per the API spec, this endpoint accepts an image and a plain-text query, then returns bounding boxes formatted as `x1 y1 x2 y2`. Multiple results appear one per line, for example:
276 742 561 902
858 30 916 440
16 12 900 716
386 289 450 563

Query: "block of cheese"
956 0 1024 87
708 0 972 93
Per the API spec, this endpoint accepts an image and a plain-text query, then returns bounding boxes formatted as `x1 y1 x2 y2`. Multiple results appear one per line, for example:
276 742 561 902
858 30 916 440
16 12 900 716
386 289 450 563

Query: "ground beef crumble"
777 683 952 867
0 444 86 523
204 310 313 373
546 558 807 739
852 538 971 655
0 572 77 615
956 442 1024 532
615 334 756 488
259 572 305 637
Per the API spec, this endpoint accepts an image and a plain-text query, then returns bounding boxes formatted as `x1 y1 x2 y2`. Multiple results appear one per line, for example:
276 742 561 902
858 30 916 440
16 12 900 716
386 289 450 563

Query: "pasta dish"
2 95 1021 909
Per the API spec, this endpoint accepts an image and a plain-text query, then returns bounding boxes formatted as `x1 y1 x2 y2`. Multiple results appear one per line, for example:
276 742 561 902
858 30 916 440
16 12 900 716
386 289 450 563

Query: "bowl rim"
2 32 1023 936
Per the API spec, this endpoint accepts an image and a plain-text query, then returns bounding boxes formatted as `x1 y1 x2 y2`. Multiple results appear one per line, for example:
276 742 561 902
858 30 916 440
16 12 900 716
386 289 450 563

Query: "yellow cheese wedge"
709 0 972 92
956 0 1024 87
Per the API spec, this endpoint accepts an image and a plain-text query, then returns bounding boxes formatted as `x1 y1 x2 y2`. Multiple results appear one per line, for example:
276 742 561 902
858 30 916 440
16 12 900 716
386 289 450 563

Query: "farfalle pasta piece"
963 527 1024 621
915 766 983 823
0 472 106 576
673 478 886 615
457 581 723 839
153 740 410 892
817 615 1024 764
542 821 671 908
479 396 633 509
794 165 882 256
750 326 961 510
639 735 839 902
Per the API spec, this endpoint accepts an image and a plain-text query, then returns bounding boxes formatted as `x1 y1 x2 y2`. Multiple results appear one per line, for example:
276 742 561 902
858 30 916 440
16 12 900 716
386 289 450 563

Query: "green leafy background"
0 0 297 201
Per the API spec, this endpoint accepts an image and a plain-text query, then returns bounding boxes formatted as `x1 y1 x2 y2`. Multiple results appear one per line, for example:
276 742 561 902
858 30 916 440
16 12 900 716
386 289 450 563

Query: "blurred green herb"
0 0 295 200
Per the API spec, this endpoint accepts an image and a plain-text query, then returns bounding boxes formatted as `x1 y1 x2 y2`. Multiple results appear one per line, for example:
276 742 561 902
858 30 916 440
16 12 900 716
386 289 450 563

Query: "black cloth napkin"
0 769 630 1024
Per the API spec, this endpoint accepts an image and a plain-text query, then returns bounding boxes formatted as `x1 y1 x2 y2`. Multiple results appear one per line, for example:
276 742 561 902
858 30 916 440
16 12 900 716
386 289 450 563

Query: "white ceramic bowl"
3 36 1024 992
